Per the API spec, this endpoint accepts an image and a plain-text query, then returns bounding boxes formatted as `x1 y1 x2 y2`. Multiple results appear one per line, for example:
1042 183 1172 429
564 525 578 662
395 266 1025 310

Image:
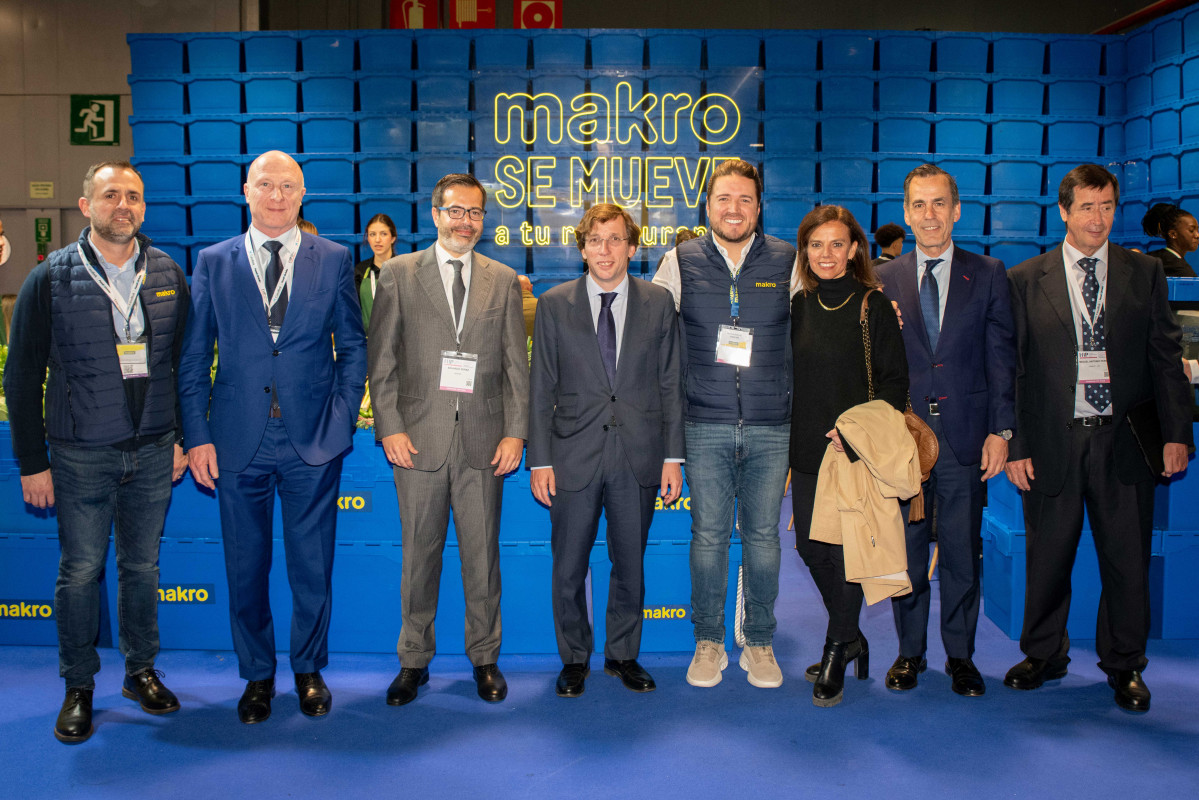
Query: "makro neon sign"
486 81 743 248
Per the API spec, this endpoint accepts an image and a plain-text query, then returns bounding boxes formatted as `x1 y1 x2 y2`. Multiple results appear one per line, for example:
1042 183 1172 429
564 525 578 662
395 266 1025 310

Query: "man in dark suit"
528 204 685 697
1004 164 1193 712
367 174 528 706
877 164 1017 697
178 150 367 724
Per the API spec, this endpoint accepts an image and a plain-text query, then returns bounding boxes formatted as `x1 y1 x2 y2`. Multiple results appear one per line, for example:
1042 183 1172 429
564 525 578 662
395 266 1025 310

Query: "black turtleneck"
789 273 909 474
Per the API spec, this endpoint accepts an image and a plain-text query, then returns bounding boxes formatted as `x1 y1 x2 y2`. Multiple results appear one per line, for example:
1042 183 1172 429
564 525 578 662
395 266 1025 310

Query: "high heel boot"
812 633 869 707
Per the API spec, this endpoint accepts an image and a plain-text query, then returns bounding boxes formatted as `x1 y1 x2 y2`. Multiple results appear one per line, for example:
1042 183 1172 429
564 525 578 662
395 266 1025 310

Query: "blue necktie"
1078 257 1110 413
263 240 288 326
920 258 943 352
598 292 617 387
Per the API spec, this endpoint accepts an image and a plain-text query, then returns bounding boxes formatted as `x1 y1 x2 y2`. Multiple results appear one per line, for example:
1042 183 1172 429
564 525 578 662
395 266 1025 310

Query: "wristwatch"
995 429 1013 441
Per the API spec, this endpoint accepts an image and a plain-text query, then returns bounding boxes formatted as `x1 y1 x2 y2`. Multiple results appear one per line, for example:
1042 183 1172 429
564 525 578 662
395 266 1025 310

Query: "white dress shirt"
1061 239 1112 417
434 241 473 339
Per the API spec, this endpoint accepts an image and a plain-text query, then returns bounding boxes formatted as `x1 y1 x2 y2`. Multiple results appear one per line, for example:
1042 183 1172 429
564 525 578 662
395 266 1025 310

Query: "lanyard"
78 243 144 343
1065 261 1106 347
369 268 377 298
245 229 301 314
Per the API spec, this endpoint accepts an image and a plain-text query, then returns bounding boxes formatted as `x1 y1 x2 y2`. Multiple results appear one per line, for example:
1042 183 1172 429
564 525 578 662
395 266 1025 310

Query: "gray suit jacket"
528 276 685 492
367 245 529 471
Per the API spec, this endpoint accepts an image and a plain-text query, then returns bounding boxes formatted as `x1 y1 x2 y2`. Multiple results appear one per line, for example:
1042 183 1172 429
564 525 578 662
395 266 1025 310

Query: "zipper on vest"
735 366 743 424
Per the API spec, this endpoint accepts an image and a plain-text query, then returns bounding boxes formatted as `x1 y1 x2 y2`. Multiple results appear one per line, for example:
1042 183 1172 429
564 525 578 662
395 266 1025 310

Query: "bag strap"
859 289 875 401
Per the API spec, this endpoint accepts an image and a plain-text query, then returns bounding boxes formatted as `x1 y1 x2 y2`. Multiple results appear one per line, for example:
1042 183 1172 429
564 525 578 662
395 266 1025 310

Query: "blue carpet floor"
4 503 1198 799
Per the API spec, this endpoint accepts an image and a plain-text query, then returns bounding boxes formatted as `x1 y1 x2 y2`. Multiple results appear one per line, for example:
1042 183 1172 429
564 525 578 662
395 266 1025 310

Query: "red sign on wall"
513 0 561 28
390 0 439 29
451 0 497 29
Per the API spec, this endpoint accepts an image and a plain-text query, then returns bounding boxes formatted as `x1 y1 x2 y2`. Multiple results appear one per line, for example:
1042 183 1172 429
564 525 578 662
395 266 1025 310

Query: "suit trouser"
793 471 864 643
395 424 503 668
550 433 657 663
217 418 341 681
891 415 984 660
1020 423 1154 673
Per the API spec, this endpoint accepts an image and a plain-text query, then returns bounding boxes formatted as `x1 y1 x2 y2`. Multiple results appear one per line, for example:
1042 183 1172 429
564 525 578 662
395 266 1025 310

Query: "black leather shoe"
237 678 275 724
945 657 986 696
473 663 508 702
122 668 180 715
386 667 429 706
804 662 820 683
556 663 589 697
813 633 869 708
295 671 331 717
604 659 656 693
885 655 927 692
1108 669 1151 712
1004 657 1068 690
54 688 94 744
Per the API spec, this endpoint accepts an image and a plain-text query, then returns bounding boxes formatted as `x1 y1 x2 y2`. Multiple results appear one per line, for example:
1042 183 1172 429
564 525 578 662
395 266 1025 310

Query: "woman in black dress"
790 205 909 707
1141 203 1197 278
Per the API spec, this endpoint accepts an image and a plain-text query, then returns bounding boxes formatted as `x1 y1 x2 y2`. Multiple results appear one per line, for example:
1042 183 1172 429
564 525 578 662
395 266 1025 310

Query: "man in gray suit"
367 173 529 706
529 204 685 697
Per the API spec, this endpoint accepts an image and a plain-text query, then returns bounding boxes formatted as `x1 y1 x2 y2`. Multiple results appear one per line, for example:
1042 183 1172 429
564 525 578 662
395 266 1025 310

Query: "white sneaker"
686 641 729 687
740 644 783 688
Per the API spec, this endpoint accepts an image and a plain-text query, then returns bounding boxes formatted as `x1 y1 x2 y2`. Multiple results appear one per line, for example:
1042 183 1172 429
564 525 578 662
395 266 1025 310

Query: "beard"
91 217 141 245
710 217 754 245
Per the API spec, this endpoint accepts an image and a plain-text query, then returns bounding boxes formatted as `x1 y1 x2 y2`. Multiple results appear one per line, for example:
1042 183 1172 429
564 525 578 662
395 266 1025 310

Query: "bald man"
178 150 367 724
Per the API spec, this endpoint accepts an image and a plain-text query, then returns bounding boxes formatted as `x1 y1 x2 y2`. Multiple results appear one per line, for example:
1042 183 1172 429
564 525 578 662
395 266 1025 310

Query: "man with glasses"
528 204 684 697
367 173 529 706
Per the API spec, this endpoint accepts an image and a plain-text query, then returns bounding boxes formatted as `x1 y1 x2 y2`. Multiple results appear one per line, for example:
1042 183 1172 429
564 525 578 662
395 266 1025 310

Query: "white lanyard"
369 268 377 298
1065 262 1106 346
78 243 145 343
245 229 301 314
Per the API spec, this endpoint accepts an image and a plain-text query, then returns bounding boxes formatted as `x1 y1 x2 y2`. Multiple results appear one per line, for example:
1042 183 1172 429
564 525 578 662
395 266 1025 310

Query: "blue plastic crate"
301 75 354 113
1153 63 1182 106
474 31 530 69
991 158 1044 195
134 160 187 196
704 70 760 114
1048 80 1101 116
822 33 875 71
129 77 186 116
763 115 817 153
648 31 703 69
1151 153 1180 192
296 155 355 193
1183 151 1199 189
188 118 242 154
1169 276 1199 300
992 79 1045 115
416 113 470 152
764 75 817 114
1103 81 1126 117
0 535 83 646
302 196 357 235
415 73 470 111
1126 29 1153 72
300 33 355 73
359 155 412 194
935 77 988 114
244 32 296 72
128 35 185 75
934 118 986 155
820 157 874 193
415 154 469 192
188 76 242 115
530 245 581 272
878 76 931 113
879 33 933 72
992 37 1047 76
1104 39 1126 77
358 75 413 113
415 31 470 70
143 198 189 237
187 35 241 74
1101 123 1123 157
874 195 903 230
879 115 931 153
821 75 874 113
358 194 416 234
955 199 986 236
591 540 742 652
1153 422 1199 530
991 119 1043 155
989 240 1043 267
359 115 412 153
1124 115 1150 154
760 194 817 233
132 118 186 155
190 198 244 236
705 32 761 68
763 156 817 193
1048 39 1102 77
1187 7 1199 51
244 75 298 114
590 30 644 68
1156 17 1184 60
359 31 412 72
1122 158 1150 194
497 542 557 653
1184 56 1199 100
531 31 586 68
763 32 816 71
302 116 355 153
245 119 299 154
935 34 989 73
877 157 926 194
832 197 874 231
1125 74 1151 114
189 159 244 197
1154 531 1199 638
1151 109 1180 150
820 115 873 154
990 200 1043 236
1182 104 1199 146
325 541 402 653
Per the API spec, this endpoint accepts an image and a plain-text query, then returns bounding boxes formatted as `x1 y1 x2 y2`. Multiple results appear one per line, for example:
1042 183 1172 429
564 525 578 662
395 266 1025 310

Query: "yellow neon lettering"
495 155 526 208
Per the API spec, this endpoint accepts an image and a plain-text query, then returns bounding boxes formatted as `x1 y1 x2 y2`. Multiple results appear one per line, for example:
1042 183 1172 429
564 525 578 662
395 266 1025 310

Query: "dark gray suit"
367 245 529 668
528 275 685 662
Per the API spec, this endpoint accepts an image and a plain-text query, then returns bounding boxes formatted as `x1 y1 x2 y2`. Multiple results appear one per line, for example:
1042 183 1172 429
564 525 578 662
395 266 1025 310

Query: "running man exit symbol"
70 95 120 146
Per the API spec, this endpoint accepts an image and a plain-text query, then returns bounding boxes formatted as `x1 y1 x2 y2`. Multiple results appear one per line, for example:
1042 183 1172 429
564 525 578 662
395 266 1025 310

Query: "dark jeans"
51 432 174 689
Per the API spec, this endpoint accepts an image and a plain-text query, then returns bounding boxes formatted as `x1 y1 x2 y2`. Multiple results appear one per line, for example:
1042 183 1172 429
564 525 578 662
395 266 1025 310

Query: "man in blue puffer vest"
4 161 191 744
653 159 798 689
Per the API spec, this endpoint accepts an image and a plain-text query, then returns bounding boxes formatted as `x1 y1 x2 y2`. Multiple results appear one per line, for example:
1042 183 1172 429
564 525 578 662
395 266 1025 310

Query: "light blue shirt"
90 233 144 343
585 272 629 365
914 242 953 329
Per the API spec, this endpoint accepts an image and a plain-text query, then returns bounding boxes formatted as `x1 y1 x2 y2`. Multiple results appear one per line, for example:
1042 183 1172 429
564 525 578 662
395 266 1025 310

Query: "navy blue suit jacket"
178 231 367 472
877 245 1017 466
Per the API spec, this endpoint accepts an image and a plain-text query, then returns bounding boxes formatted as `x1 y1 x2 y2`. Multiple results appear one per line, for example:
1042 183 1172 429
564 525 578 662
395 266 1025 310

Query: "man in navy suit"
876 164 1017 697
528 204 685 697
178 150 367 724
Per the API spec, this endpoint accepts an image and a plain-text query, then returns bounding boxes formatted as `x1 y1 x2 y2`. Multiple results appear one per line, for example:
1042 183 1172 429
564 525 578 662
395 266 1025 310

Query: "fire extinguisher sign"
391 0 439 29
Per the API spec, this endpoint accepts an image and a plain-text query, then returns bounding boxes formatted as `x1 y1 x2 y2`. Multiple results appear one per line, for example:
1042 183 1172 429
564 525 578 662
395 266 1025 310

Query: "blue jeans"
51 433 174 689
684 422 789 647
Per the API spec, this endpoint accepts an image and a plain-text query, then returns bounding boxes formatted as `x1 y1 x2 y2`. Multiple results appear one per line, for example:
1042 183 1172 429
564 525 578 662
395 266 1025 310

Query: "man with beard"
653 159 797 689
367 173 529 706
4 161 190 742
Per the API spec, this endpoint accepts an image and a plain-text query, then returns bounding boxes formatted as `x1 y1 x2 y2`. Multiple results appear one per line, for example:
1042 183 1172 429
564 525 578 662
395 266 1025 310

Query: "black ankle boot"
812 633 869 707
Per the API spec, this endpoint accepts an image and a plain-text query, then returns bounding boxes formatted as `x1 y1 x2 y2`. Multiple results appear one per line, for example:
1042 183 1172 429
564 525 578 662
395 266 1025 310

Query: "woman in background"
355 213 398 329
1142 203 1197 278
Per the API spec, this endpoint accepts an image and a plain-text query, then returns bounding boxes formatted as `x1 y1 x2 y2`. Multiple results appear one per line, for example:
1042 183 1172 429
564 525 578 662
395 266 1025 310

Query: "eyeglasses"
584 235 629 249
436 206 486 221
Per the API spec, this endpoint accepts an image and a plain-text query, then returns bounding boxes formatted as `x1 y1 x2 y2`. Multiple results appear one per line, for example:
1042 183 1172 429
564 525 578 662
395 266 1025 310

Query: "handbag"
859 290 939 522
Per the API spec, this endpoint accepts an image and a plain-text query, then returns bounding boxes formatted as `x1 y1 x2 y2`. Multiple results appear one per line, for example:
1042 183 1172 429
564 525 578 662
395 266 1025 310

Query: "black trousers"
1020 423 1154 673
793 470 864 643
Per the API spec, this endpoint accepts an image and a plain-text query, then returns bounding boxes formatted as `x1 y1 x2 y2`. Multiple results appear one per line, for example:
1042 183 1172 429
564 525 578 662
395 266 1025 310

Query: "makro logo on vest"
338 491 372 512
159 584 215 604
644 605 689 620
0 600 53 619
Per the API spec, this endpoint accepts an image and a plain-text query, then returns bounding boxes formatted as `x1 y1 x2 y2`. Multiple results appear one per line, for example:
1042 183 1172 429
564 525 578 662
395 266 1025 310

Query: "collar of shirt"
585 271 629 302
87 232 141 275
914 243 953 322
1062 239 1109 289
434 241 473 289
1165 247 1181 259
713 232 756 278
249 224 300 261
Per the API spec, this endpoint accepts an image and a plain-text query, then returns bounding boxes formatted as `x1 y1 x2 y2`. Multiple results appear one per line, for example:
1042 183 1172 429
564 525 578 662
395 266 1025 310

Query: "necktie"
449 259 466 329
1078 257 1110 413
263 240 288 327
598 292 617 387
920 258 943 352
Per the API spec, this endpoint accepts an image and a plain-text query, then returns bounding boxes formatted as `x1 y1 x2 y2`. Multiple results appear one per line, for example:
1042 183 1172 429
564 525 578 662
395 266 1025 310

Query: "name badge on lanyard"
245 229 301 341
78 243 148 379
1067 261 1110 389
1078 350 1109 384
440 350 478 393
716 274 753 366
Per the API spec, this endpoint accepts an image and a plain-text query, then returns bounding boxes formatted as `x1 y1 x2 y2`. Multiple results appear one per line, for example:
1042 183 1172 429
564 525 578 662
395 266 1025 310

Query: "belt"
1072 415 1112 428
927 400 940 416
